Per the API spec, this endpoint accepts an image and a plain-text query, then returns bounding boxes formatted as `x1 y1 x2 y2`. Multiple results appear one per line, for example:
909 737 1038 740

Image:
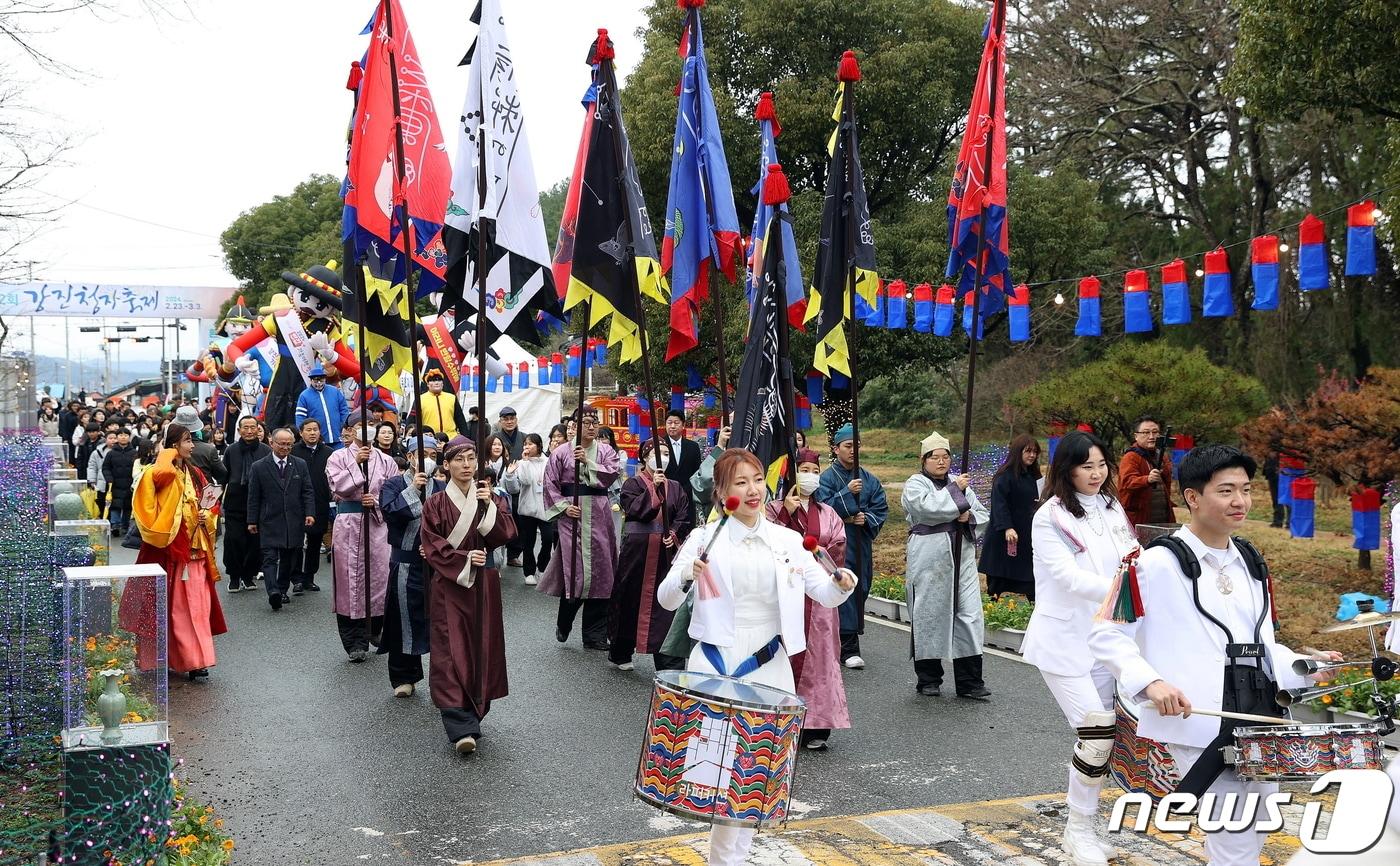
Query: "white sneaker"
454 735 477 755
524 573 538 586
1062 811 1110 866
393 683 414 698
844 655 866 669
613 661 635 671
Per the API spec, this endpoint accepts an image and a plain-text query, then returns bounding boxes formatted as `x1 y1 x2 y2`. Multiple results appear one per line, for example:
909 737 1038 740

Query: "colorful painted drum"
636 670 805 828
1107 693 1180 802
1228 722 1385 781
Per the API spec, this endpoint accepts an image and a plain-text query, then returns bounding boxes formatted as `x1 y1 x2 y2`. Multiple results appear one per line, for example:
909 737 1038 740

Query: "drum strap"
701 636 783 679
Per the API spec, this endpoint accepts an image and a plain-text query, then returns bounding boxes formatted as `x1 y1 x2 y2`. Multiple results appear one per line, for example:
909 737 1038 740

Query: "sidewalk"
473 790 1329 865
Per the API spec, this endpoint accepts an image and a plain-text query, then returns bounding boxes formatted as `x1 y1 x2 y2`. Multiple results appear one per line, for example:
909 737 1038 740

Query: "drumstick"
1138 703 1295 726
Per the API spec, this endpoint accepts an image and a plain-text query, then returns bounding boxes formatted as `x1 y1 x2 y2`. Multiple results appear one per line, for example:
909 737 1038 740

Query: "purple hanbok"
537 440 620 600
326 445 396 619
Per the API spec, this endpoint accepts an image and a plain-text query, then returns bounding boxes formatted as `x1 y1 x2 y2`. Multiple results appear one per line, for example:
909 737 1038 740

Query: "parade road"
141 539 1338 866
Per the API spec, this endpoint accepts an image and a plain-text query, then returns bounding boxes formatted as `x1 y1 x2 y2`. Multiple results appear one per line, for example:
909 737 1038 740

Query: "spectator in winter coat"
87 431 116 518
295 365 350 448
101 428 139 533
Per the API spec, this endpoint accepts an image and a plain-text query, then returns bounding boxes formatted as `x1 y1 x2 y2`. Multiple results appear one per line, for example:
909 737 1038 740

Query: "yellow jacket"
418 390 460 439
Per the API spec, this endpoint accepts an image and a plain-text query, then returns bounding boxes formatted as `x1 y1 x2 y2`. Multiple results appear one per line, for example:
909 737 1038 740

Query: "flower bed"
1305 667 1400 716
166 776 234 865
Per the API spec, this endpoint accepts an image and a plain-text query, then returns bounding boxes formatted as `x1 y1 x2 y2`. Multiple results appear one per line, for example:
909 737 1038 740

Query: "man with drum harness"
1091 445 1340 866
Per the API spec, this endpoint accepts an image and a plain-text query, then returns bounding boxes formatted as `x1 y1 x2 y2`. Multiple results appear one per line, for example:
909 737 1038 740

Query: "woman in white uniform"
1022 430 1140 866
658 449 855 866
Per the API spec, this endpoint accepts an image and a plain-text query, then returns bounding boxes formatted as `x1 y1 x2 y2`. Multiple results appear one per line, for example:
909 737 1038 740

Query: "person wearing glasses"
1118 415 1175 528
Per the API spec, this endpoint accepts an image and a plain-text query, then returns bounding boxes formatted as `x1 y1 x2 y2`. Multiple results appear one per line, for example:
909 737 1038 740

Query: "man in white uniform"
1091 445 1341 866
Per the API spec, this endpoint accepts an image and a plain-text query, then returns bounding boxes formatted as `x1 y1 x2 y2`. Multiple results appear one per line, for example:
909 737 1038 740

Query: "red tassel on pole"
677 0 706 8
592 29 615 62
754 91 782 138
762 163 791 207
837 49 861 82
345 61 363 92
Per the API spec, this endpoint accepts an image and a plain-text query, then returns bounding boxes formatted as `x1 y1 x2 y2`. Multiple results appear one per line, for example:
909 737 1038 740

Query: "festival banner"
0 283 236 318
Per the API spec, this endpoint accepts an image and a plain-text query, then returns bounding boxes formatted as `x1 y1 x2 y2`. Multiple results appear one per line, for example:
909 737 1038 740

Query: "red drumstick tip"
802 535 818 551
723 496 741 513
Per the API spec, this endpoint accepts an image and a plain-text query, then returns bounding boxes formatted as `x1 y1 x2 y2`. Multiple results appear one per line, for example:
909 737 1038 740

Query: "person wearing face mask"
1024 430 1139 866
766 449 851 752
607 440 693 672
903 431 991 700
378 436 444 697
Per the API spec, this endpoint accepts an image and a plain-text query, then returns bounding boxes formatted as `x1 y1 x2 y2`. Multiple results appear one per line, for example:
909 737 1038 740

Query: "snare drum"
1228 722 1385 781
636 670 805 828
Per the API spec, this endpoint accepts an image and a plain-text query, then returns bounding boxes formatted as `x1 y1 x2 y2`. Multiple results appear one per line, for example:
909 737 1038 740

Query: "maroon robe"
609 475 694 655
420 486 516 718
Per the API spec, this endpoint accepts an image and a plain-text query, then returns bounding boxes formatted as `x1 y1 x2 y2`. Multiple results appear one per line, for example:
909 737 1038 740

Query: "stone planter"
866 595 903 622
984 627 1026 654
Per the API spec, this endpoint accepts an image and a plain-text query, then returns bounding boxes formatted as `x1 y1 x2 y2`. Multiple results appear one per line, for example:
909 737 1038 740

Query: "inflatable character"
219 263 360 432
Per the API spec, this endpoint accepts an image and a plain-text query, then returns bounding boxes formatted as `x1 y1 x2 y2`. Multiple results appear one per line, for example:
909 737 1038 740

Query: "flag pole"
772 214 800 491
841 77 862 478
474 134 490 451
345 48 375 638
688 4 731 424
383 0 426 475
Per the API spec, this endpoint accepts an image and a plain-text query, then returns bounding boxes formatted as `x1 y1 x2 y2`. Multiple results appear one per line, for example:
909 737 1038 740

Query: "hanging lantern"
517 362 529 390
795 393 811 430
805 370 824 406
1161 258 1191 325
1123 269 1152 333
857 280 884 327
550 352 565 385
1171 433 1194 467
1007 283 1031 342
670 385 685 412
1352 486 1382 551
1298 214 1329 291
884 279 907 329
933 283 956 337
912 282 935 333
1075 275 1101 337
1202 247 1233 317
502 363 514 393
1251 235 1280 311
1289 476 1316 539
1345 200 1378 277
960 290 985 339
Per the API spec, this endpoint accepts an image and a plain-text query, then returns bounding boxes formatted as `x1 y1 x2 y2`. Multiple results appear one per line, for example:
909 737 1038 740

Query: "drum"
635 670 805 828
1108 693 1181 801
1228 722 1385 781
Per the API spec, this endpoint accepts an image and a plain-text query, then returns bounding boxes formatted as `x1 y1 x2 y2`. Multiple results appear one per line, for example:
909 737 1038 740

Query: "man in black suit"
246 427 315 611
662 410 702 503
221 415 272 592
291 417 333 593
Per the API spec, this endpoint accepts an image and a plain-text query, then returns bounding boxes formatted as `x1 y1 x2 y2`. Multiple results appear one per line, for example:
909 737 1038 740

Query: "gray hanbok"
903 472 990 661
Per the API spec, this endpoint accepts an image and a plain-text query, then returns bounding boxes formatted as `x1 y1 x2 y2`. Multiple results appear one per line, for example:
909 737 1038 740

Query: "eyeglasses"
1136 429 1160 436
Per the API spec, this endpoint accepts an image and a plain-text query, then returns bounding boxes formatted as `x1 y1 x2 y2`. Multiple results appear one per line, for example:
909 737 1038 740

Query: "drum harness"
1147 534 1283 796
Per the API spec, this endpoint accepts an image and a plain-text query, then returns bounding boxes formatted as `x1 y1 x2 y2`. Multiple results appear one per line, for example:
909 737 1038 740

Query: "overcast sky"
9 0 648 374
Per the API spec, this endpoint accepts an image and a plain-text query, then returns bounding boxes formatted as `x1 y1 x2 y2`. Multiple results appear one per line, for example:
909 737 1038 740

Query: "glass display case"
48 478 89 523
49 465 78 481
60 564 169 752
51 519 112 570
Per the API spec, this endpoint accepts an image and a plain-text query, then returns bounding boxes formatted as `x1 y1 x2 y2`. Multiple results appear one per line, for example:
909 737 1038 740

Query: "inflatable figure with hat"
186 294 273 425
216 262 362 432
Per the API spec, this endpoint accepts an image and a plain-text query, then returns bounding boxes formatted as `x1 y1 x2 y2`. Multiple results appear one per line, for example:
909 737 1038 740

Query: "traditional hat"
218 295 255 335
832 423 855 445
342 409 369 430
260 292 295 315
920 431 951 457
281 262 344 309
442 435 477 463
795 448 820 466
405 435 439 454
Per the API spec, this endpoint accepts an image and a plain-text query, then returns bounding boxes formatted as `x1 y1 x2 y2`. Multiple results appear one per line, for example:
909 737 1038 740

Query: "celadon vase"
97 670 126 745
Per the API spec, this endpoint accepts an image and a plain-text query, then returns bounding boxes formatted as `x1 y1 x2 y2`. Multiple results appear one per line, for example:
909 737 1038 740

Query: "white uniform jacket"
657 517 852 655
1022 495 1137 677
1089 527 1308 748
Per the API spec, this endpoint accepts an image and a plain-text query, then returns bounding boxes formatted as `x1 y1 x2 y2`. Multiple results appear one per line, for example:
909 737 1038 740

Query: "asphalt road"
116 539 1075 864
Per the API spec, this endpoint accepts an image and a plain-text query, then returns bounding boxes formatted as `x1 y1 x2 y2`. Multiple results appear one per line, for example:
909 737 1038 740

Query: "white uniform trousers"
1041 664 1116 815
1168 743 1276 866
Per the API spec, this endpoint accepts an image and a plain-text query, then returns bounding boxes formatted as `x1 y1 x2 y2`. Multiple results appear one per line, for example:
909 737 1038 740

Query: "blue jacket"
294 384 349 445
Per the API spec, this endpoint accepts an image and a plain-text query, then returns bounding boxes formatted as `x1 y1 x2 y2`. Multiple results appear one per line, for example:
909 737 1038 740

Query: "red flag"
346 0 451 283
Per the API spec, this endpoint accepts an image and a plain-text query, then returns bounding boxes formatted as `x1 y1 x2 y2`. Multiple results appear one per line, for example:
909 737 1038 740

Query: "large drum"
636 670 805 828
1108 693 1180 801
1227 722 1385 781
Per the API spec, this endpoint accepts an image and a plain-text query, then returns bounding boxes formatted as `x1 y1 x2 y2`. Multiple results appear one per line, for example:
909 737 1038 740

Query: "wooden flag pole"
474 134 491 452
841 77 862 479
772 214 800 492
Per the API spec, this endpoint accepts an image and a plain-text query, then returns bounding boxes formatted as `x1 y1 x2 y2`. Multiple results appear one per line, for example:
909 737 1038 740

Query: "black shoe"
555 628 568 643
303 582 321 592
228 580 244 594
582 640 610 652
280 592 293 604
293 583 305 596
918 684 942 697
507 557 522 568
269 593 282 611
186 668 210 681
957 686 992 700
243 576 258 591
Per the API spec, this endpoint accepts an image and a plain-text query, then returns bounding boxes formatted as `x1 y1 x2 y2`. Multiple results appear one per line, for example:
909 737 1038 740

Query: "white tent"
419 313 562 439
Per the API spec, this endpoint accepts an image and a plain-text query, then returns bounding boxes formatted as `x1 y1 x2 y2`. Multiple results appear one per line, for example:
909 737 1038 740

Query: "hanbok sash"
273 308 318 388
445 482 498 588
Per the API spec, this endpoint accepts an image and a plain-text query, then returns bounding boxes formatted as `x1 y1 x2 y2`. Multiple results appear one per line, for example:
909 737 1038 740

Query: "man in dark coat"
222 414 272 592
291 417 333 593
59 400 82 464
246 427 314 611
661 410 702 504
100 427 139 534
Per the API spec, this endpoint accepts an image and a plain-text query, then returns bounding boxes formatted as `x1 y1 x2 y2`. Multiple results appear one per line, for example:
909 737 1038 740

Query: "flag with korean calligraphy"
1123 269 1152 333
1346 201 1377 276
1075 276 1101 337
804 50 879 377
440 0 562 346
663 0 741 360
1007 283 1030 342
343 0 451 294
944 0 1010 335
1202 247 1234 317
563 30 668 363
1298 214 1329 291
1251 235 1279 311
